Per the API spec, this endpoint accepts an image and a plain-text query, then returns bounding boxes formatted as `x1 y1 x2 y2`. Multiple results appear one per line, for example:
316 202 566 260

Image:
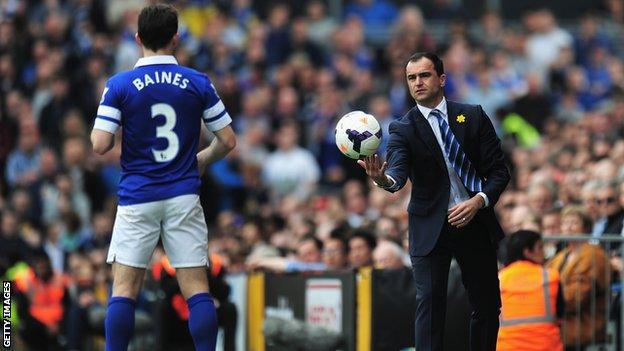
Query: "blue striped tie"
431 109 483 192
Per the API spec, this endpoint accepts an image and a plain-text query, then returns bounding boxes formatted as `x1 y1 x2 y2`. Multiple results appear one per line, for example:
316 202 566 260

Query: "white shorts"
107 194 209 269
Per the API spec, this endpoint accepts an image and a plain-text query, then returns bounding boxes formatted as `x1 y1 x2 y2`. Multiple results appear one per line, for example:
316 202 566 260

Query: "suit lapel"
446 101 467 148
408 108 447 173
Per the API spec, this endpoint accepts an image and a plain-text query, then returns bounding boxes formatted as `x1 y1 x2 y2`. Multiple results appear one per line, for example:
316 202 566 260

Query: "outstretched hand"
357 154 389 187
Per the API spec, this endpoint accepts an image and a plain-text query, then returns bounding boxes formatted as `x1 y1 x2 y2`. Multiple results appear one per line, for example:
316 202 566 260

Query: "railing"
542 235 623 351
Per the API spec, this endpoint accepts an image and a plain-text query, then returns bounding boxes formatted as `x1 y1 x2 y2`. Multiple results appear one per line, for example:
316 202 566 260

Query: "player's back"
94 56 231 205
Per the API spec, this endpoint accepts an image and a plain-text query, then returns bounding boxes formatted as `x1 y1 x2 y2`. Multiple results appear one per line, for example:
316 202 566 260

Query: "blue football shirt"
92 55 232 205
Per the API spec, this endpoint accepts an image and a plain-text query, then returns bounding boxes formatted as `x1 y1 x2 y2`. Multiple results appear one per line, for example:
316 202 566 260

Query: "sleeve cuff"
204 113 232 132
477 192 489 208
93 118 120 133
374 174 396 191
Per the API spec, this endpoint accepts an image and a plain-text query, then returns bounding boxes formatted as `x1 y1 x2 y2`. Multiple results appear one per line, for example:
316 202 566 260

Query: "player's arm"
91 130 115 155
198 78 236 175
197 125 236 175
91 80 122 155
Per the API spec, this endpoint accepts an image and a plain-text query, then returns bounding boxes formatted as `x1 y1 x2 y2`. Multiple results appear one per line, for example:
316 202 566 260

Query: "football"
335 111 382 159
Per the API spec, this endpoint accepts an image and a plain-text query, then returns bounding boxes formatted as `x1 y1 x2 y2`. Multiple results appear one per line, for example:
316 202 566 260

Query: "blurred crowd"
1 0 624 350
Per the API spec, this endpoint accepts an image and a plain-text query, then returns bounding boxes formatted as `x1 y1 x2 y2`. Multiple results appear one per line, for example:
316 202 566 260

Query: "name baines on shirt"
132 71 190 91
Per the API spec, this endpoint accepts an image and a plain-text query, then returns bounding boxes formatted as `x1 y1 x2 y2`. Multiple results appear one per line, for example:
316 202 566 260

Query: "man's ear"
440 73 446 87
522 247 532 260
135 33 142 47
171 33 180 50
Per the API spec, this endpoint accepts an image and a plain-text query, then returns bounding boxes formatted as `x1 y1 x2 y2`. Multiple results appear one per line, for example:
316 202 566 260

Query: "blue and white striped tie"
431 109 483 192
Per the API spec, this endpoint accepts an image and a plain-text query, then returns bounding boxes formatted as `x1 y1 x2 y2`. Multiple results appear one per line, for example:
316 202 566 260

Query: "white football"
335 111 382 159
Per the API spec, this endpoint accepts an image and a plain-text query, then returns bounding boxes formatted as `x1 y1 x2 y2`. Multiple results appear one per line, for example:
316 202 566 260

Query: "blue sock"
187 292 218 351
105 296 136 351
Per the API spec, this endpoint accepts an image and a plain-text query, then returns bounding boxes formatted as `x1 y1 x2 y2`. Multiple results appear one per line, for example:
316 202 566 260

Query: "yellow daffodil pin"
456 114 466 123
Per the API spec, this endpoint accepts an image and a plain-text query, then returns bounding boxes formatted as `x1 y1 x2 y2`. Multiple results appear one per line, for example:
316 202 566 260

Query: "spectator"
462 66 508 135
523 8 573 78
373 240 405 269
262 121 320 202
14 250 69 351
348 229 376 269
546 206 610 349
527 182 556 213
0 209 30 275
304 0 338 49
541 207 563 259
242 219 280 262
322 232 349 271
5 119 41 188
248 235 326 272
592 181 624 237
497 230 564 351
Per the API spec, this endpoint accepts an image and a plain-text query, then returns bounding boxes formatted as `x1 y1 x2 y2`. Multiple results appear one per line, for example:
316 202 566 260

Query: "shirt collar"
417 97 447 120
134 55 178 68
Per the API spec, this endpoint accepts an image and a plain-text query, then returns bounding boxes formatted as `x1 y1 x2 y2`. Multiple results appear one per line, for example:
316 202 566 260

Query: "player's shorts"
107 194 209 269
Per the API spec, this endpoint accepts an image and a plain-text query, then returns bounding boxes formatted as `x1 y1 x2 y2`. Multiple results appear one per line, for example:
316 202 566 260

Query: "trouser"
410 218 501 351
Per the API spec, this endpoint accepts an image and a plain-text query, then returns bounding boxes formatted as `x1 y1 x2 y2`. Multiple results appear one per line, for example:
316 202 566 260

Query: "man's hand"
357 154 390 187
448 195 484 228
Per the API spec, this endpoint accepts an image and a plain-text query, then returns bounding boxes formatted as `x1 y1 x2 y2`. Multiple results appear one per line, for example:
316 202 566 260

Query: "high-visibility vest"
151 254 225 321
14 269 66 329
497 260 563 351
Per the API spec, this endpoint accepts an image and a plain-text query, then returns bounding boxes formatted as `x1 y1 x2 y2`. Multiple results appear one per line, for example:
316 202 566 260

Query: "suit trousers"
410 215 501 351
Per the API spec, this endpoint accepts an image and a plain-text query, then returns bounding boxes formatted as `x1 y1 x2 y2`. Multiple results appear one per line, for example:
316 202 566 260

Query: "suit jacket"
384 100 510 256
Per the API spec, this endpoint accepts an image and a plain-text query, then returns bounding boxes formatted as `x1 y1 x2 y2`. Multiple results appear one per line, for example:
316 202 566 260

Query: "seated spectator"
322 233 348 271
497 230 564 351
262 121 320 202
248 235 326 272
373 240 406 269
348 229 376 269
593 181 624 239
5 119 41 188
546 206 610 349
541 207 564 259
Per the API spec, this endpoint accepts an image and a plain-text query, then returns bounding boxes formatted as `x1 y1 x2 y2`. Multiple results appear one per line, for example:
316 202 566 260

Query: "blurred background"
1 0 624 350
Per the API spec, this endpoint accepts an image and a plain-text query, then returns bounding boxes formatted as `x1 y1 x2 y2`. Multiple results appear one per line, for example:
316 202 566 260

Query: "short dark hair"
349 229 377 250
300 234 323 251
505 230 541 265
407 52 444 76
138 4 178 52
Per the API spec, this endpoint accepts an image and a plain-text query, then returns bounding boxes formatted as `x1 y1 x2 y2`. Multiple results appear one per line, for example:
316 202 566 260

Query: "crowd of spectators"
1 0 624 349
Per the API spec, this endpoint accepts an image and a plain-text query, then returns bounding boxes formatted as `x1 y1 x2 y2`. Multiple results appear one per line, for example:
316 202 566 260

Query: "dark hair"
138 4 178 52
327 228 348 253
349 229 377 250
505 230 541 265
300 234 323 251
407 52 444 76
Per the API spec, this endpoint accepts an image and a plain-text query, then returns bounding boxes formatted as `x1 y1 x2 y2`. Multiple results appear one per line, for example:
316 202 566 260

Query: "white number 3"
151 103 179 162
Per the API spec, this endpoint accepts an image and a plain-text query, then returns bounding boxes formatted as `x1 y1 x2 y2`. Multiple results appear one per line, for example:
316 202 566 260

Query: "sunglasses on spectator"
595 197 617 205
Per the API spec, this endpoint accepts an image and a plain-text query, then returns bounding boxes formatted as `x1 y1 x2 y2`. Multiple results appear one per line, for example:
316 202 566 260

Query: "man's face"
406 58 445 107
596 187 620 217
525 240 545 265
528 186 552 212
297 239 321 263
542 213 560 236
322 239 347 270
348 237 373 268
